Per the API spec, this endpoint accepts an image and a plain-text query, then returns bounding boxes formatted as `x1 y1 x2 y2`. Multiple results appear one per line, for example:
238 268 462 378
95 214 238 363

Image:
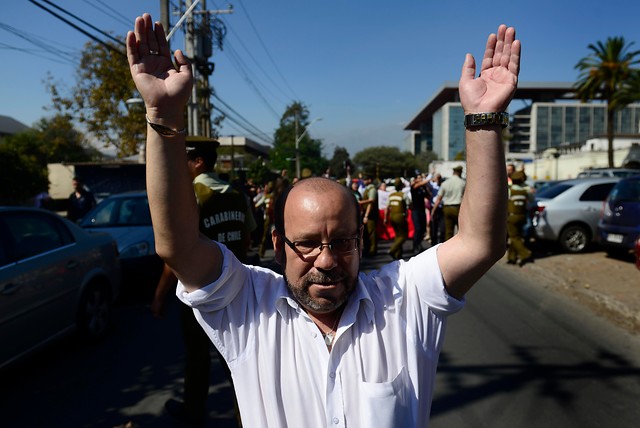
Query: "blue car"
80 191 162 291
597 175 640 257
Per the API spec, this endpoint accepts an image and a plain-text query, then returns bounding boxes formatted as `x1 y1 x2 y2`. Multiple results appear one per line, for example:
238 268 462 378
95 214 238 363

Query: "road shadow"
431 345 640 417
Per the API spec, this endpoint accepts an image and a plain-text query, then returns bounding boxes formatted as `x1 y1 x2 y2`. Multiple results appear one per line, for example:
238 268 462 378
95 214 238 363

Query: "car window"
579 183 616 202
609 180 640 202
536 183 573 199
118 197 151 225
83 198 119 226
3 212 72 261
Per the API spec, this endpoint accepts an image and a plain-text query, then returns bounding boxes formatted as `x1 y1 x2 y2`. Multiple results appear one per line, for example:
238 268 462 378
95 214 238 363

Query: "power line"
0 21 78 65
83 0 132 29
211 1 294 104
236 0 299 100
28 0 125 57
212 92 273 144
213 105 272 146
39 0 124 47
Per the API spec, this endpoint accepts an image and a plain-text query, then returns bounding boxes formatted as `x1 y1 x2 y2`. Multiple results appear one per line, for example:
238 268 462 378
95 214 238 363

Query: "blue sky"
2 0 640 157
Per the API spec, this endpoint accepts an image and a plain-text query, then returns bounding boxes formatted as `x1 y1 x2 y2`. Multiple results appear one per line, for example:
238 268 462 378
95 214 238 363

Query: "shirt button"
329 372 336 378
332 417 339 424
312 332 317 338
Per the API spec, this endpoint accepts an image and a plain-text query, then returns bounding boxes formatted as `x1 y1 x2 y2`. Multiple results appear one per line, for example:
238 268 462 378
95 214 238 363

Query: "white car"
531 178 620 253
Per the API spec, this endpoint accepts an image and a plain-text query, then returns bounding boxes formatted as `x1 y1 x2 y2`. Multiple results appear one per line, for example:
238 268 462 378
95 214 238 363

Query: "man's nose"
313 244 338 269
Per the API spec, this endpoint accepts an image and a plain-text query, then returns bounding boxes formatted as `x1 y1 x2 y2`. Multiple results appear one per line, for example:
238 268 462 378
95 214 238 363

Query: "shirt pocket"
358 366 412 427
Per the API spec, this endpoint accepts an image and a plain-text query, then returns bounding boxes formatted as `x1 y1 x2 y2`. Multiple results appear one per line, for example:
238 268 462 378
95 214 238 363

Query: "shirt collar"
274 276 375 325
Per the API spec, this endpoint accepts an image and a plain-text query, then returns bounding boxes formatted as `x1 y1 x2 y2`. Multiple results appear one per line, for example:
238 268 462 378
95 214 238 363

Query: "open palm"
459 25 520 114
126 14 193 118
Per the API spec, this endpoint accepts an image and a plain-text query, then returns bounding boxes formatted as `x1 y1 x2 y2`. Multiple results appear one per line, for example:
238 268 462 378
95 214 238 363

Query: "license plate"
606 233 624 243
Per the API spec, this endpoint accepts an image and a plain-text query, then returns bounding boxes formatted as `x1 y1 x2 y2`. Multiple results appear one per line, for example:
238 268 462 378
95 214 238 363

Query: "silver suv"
532 177 620 253
576 168 639 178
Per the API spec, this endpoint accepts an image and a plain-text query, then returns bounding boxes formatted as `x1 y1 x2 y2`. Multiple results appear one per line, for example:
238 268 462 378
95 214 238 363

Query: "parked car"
526 179 561 194
0 207 120 369
531 177 620 253
576 168 640 178
597 174 640 258
80 191 162 289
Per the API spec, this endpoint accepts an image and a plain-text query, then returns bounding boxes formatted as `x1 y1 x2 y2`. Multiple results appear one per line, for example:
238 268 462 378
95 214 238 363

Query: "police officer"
359 175 379 256
152 138 255 426
506 170 533 266
385 178 410 260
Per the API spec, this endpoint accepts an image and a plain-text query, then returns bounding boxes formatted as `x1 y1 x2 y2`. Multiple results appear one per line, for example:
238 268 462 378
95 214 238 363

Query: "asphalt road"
1 240 639 427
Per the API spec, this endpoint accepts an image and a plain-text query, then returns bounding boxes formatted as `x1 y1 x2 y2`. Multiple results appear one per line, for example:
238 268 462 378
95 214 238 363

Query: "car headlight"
120 242 151 259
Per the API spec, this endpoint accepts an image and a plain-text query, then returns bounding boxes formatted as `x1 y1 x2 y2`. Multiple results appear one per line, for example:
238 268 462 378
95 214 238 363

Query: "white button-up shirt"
178 244 464 427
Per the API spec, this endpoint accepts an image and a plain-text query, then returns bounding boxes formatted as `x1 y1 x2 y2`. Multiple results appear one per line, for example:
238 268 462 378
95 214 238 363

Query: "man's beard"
284 270 357 313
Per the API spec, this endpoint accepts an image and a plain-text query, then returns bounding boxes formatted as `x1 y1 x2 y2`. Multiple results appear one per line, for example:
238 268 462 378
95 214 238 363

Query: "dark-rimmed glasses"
280 235 359 258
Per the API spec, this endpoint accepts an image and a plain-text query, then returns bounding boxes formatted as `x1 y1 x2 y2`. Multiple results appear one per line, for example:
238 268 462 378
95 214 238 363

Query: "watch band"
464 112 509 129
145 115 187 137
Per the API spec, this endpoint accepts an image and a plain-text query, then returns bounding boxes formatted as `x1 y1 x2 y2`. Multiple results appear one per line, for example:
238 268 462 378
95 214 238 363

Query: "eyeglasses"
280 235 360 258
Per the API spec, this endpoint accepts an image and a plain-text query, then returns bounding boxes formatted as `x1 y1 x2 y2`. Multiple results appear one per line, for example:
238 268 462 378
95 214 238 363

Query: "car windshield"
81 196 151 227
608 180 640 202
535 183 573 199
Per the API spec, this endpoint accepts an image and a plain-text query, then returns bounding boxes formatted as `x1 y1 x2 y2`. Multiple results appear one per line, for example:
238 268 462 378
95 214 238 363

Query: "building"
0 115 30 138
215 135 270 175
404 82 640 166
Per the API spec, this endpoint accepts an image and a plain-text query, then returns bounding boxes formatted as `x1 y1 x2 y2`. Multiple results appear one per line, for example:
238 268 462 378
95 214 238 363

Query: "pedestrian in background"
432 166 466 241
359 175 379 256
410 174 430 253
428 174 444 245
152 139 254 427
67 176 96 222
385 178 410 260
506 170 534 266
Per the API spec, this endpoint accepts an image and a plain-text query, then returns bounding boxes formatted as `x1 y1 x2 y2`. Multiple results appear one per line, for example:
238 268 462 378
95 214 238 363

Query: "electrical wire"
28 0 125 57
236 0 299 100
39 0 124 47
83 0 132 28
0 21 78 65
212 92 273 144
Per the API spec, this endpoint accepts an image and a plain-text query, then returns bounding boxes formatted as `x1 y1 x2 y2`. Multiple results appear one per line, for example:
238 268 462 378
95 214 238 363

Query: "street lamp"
295 117 322 178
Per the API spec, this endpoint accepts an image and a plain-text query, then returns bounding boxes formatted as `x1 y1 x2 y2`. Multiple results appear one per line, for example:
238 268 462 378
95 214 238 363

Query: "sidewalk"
498 249 640 335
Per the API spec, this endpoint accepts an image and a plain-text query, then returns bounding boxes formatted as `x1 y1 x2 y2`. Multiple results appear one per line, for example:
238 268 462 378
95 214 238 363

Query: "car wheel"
559 225 590 253
77 282 112 342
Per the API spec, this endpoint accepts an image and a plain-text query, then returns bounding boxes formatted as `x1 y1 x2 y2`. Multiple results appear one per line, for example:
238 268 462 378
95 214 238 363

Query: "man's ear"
272 229 285 265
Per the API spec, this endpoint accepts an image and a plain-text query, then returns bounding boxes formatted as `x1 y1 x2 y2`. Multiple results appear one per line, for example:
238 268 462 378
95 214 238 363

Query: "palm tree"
575 37 640 167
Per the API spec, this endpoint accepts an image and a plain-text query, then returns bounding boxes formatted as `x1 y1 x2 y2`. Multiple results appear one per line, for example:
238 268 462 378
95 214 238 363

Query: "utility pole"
178 0 232 137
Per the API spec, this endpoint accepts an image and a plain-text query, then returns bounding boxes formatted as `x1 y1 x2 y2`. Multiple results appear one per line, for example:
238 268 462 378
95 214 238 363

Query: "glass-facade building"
526 103 640 153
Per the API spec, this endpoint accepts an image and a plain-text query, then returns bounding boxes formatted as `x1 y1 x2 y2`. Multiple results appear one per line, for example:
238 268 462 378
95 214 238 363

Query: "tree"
353 146 418 180
327 146 352 179
270 102 327 177
46 39 146 158
0 114 96 204
415 150 439 174
575 37 640 167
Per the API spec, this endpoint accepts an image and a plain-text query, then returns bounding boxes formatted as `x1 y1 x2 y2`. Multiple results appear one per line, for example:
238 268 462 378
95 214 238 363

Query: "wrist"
464 112 509 129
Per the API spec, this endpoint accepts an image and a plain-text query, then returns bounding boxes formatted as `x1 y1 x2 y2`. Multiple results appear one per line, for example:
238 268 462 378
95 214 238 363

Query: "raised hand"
459 25 520 114
126 13 193 123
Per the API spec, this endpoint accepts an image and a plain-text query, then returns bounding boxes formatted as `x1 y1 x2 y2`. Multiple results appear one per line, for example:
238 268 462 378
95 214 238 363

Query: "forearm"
145 123 199 263
459 126 508 258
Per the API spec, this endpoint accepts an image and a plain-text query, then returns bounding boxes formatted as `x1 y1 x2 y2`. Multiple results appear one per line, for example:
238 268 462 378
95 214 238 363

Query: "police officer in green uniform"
385 178 410 260
506 170 533 266
152 138 255 426
359 175 379 256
